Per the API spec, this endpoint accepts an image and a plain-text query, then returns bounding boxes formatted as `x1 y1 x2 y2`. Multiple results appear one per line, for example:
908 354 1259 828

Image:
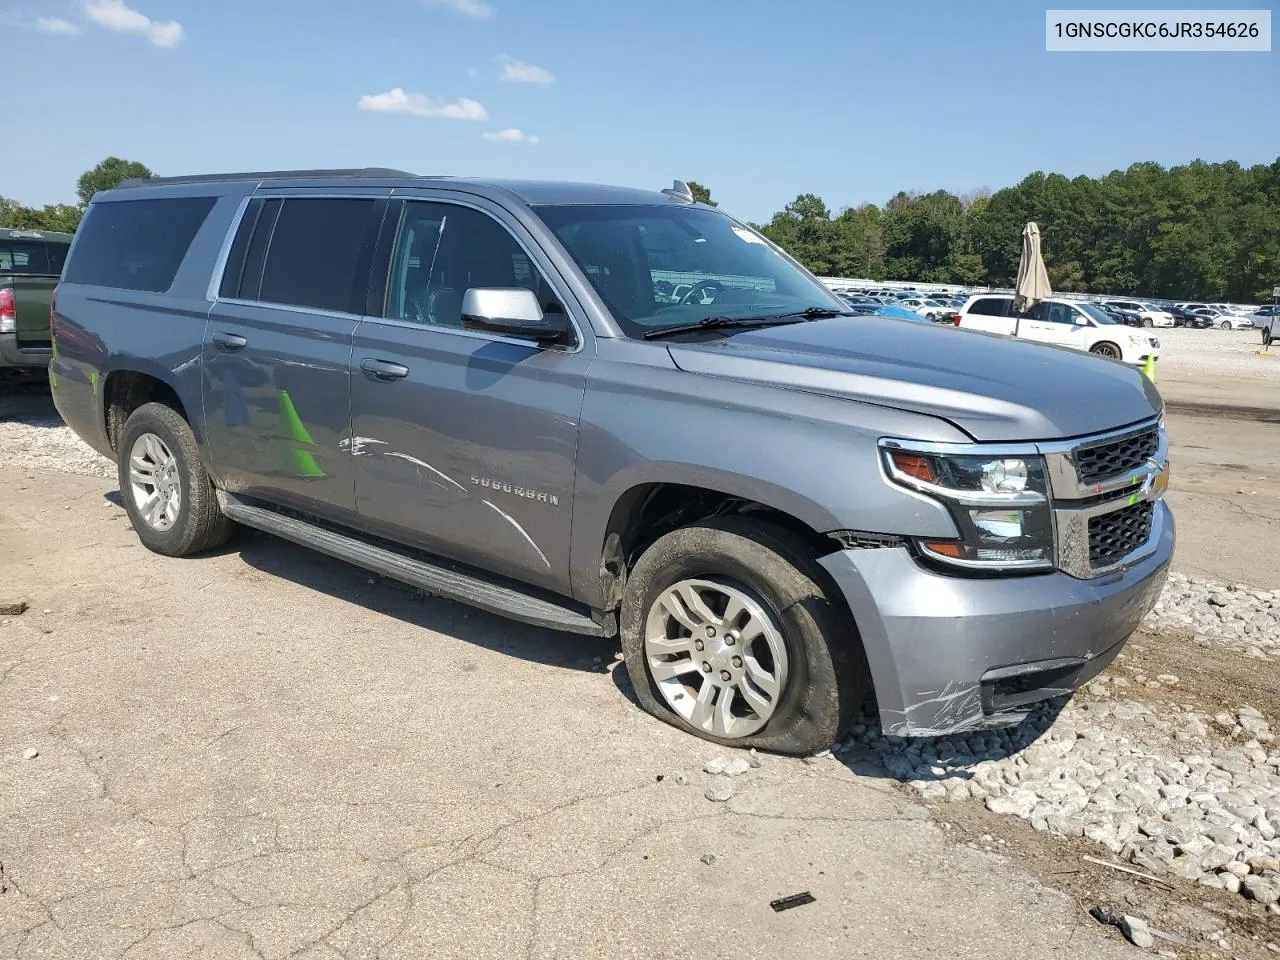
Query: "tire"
1142 318 1154 328
1090 342 1121 360
1264 329 1274 348
1220 320 1232 330
117 402 234 557
619 518 867 755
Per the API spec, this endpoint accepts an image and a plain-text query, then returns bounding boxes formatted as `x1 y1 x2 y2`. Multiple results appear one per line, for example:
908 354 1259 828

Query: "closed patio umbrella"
1012 221 1052 317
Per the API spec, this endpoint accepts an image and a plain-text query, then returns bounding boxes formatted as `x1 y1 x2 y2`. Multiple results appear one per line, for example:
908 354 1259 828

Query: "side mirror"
461 288 568 343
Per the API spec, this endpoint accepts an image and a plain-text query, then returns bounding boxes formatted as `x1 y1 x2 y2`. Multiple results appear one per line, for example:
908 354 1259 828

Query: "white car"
1194 308 1255 330
1100 299 1175 328
956 294 1161 365
896 297 955 320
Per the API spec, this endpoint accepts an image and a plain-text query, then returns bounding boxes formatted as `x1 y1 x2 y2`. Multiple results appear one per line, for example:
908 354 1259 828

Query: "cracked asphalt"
0 467 1135 960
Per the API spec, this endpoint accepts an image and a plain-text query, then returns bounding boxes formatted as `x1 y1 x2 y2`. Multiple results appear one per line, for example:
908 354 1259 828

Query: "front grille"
1088 501 1154 568
1075 427 1159 485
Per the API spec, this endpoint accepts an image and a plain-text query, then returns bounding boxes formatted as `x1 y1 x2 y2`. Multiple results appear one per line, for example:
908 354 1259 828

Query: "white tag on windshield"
732 226 766 245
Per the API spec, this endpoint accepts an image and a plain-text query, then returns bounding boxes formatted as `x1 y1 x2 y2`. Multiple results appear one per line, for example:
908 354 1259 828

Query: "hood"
665 316 1162 442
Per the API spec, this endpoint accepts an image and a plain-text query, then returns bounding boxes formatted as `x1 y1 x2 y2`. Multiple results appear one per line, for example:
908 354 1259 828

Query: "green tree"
686 181 717 206
76 157 154 205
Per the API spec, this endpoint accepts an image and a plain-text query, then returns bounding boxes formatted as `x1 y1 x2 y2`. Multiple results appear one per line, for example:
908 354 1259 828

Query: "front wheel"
117 402 234 557
619 519 866 755
1142 318 1154 328
1090 342 1121 360
1220 320 1232 330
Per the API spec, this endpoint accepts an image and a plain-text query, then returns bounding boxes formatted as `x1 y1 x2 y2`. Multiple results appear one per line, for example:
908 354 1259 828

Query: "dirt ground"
1 360 1278 959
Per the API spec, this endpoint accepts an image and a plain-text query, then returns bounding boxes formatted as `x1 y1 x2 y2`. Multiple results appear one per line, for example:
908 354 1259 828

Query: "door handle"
212 332 248 350
360 358 410 380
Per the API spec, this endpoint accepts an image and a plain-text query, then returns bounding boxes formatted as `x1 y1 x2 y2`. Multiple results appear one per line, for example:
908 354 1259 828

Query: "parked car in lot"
896 296 956 321
1193 308 1255 330
1096 303 1145 327
0 227 73 380
956 294 1160 365
50 170 1172 752
1100 299 1175 328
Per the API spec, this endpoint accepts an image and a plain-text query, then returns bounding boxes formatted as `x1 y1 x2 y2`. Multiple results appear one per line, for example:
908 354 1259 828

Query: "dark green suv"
1 227 73 378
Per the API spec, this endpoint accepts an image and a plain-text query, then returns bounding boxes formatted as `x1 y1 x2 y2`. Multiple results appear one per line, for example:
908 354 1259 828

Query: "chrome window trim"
212 297 364 323
205 195 253 302
355 311 583 354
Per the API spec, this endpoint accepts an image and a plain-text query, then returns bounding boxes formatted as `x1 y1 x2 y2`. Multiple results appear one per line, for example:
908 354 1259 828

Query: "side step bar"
217 492 614 638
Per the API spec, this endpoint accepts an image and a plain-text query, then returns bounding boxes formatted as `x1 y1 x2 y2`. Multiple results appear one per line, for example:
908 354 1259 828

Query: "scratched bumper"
819 501 1173 737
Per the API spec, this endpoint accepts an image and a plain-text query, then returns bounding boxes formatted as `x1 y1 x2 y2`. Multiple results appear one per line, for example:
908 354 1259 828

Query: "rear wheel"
117 402 234 557
619 518 866 755
1089 342 1121 360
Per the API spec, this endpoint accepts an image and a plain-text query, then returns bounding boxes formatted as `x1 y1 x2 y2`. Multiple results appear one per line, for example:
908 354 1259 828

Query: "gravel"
0 391 113 478
1145 572 1280 658
704 776 735 802
839 691 1280 907
1154 327 1278 380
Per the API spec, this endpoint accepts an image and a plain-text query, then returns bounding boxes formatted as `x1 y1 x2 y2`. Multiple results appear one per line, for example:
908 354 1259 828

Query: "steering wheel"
679 279 723 305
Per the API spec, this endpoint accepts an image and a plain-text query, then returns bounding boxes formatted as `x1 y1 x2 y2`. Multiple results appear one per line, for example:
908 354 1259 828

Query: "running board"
217 492 614 637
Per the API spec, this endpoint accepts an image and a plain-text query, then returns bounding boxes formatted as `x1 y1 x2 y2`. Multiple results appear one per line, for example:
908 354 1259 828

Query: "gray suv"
50 170 1173 754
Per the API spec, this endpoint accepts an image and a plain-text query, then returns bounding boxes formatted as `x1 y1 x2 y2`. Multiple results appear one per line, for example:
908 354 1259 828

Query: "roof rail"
117 168 418 188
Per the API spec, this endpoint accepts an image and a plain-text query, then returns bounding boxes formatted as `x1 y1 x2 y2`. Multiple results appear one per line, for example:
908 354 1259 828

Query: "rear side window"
254 198 379 313
968 298 1010 317
64 197 216 292
0 240 50 274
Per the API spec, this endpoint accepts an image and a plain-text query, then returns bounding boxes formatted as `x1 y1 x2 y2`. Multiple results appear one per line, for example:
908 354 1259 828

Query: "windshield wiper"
643 306 848 340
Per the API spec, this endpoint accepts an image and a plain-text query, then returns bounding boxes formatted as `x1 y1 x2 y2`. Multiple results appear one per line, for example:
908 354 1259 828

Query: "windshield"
1077 302 1115 325
534 204 845 338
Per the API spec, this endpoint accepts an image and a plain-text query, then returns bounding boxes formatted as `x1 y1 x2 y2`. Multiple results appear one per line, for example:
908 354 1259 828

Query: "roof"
0 226 75 242
111 170 693 207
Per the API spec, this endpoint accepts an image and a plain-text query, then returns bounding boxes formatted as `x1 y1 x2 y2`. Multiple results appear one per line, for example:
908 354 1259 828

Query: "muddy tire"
619 518 866 755
117 402 234 557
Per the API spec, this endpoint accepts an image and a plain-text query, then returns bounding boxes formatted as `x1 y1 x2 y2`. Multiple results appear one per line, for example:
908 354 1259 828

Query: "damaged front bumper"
819 501 1174 738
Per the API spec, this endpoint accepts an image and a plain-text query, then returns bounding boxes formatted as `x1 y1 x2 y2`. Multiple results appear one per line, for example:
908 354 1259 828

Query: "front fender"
567 341 966 607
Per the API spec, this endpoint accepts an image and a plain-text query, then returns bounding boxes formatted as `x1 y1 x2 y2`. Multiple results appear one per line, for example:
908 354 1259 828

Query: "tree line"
6 158 1277 301
1 158 153 235
742 158 1279 302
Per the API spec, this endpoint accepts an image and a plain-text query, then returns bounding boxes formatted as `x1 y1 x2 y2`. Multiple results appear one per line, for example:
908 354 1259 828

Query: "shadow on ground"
0 379 62 427
231 526 620 675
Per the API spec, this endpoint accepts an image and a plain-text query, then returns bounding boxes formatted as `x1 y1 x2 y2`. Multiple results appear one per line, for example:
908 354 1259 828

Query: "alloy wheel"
644 578 788 739
128 433 182 531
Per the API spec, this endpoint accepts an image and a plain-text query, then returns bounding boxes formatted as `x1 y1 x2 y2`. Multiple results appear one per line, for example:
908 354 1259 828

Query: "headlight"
881 444 1055 572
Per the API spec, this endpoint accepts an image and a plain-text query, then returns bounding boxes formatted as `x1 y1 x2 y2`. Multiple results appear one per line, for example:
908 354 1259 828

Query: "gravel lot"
3 371 1279 957
1155 328 1277 382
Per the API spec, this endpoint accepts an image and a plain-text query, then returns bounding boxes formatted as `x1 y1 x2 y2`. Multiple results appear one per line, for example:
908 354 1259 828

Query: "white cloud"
83 0 183 47
359 89 489 121
481 128 538 145
425 0 493 19
36 16 81 34
466 66 480 78
497 55 554 85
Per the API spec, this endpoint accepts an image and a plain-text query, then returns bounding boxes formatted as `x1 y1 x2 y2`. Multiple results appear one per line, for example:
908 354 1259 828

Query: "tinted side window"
257 198 378 313
63 197 216 292
1046 303 1076 324
969 298 1010 317
0 240 50 274
385 201 558 330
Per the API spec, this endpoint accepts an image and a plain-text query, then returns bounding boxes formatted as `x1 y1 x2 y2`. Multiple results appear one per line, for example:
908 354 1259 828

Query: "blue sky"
4 0 1278 221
